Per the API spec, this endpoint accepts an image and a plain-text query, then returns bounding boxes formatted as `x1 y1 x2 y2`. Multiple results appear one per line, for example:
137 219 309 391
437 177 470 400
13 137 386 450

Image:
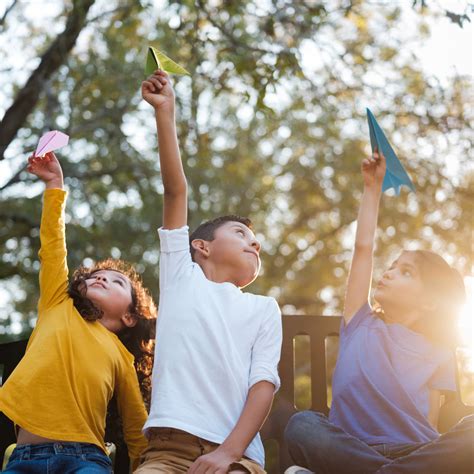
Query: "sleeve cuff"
43 188 67 207
158 225 190 253
249 370 281 394
44 188 67 196
341 302 372 338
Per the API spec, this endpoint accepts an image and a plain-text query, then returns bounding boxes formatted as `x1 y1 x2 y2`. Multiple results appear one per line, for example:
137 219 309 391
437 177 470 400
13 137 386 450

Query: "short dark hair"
189 215 252 261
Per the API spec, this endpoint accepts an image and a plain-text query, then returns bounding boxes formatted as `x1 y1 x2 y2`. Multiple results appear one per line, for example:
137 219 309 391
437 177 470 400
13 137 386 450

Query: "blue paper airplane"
367 108 415 195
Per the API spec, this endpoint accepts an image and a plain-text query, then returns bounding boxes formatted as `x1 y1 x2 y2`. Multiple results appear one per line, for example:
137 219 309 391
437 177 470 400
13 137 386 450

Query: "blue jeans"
3 442 112 473
284 411 474 474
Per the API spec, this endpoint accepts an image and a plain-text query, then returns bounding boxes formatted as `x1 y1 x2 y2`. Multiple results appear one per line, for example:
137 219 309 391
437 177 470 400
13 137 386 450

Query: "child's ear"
122 313 138 328
191 239 210 258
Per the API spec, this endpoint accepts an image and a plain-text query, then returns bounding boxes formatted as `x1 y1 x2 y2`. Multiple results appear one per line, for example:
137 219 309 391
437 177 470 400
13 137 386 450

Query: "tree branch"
0 0 18 30
0 0 96 161
0 165 24 191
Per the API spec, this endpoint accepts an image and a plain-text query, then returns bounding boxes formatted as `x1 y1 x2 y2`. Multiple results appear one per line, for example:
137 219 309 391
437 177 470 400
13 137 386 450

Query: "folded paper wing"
366 108 415 195
145 46 190 76
34 131 69 157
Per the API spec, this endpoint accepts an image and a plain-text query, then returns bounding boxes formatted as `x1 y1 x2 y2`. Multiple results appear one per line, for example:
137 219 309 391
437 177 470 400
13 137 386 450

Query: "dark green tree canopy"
0 0 472 340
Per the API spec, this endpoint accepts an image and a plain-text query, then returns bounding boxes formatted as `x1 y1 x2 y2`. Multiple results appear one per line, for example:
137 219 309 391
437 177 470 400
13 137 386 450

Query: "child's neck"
97 313 122 333
198 261 241 288
382 305 423 330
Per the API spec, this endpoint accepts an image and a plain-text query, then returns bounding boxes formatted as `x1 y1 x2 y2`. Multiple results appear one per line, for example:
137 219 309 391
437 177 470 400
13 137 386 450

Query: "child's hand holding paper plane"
366 108 415 195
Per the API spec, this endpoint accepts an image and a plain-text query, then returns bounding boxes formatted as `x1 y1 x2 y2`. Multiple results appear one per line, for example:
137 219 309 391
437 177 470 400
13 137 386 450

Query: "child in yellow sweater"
0 151 156 473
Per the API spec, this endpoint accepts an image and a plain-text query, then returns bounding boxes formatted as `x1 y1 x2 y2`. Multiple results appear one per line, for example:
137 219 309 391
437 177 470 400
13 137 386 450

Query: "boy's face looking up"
191 220 261 289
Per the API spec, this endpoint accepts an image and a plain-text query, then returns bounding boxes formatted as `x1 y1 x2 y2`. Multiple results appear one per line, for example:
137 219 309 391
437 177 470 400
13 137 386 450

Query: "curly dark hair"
68 258 157 408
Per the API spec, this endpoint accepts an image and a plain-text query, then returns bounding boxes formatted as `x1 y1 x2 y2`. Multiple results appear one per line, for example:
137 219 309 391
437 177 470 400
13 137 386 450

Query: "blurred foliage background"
0 0 472 418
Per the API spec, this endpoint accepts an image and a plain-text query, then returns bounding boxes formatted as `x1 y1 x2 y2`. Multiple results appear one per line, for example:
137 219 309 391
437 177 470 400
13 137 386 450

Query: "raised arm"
27 152 69 312
343 150 386 323
141 70 187 230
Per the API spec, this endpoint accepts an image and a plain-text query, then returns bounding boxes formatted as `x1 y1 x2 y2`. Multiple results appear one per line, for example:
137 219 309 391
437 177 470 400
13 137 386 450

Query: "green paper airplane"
145 46 190 76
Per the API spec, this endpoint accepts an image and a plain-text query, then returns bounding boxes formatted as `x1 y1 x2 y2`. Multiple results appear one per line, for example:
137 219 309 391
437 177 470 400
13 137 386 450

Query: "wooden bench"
1 316 472 473
262 315 474 473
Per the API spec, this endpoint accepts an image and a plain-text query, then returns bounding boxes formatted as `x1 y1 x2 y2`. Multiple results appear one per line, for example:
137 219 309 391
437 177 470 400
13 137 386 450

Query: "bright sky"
414 3 472 79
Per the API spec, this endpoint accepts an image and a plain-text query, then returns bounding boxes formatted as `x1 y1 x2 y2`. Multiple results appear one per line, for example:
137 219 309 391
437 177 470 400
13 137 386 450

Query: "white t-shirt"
144 226 282 466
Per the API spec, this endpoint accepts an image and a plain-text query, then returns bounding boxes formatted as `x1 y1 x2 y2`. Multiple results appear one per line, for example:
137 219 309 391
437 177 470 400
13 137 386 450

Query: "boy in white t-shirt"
135 71 282 473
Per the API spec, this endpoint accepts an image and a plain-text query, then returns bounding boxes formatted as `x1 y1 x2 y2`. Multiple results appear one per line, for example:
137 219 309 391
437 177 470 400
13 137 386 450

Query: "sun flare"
459 276 474 374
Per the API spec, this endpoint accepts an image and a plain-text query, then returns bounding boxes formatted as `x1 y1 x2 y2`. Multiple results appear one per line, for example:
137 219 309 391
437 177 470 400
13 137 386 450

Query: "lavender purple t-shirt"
329 303 456 445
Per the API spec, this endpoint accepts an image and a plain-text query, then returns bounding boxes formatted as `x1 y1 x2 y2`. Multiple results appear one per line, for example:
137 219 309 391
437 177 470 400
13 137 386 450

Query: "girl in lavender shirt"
284 150 473 474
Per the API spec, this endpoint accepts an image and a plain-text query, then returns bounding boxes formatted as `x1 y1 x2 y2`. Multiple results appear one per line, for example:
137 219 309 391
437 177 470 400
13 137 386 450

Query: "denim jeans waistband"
13 442 104 458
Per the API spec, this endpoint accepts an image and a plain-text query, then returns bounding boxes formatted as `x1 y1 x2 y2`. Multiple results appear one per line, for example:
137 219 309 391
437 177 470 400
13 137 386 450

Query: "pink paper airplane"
34 130 69 157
